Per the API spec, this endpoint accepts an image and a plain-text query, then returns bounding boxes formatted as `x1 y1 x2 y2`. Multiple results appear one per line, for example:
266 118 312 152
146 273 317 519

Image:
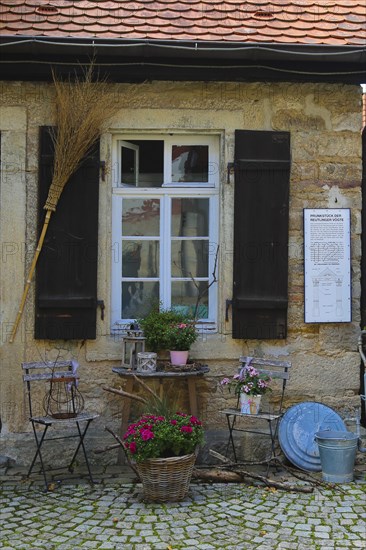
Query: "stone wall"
0 80 363 466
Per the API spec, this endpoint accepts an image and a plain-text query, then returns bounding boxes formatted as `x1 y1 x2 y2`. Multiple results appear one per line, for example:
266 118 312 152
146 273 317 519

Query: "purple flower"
248 367 259 377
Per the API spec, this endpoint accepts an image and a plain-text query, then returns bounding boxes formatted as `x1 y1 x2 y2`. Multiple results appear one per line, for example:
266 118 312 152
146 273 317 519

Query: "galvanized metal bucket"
315 431 358 483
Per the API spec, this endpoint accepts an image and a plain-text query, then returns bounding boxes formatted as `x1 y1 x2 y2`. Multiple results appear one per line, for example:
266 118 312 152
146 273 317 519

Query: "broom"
10 65 118 342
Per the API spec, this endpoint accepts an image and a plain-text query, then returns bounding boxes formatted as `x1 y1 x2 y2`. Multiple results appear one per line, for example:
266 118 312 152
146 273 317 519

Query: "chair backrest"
239 356 291 379
239 356 292 412
22 361 78 418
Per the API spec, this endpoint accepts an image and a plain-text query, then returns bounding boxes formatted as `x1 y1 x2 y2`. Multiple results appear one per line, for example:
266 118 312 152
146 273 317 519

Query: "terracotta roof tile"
0 0 365 45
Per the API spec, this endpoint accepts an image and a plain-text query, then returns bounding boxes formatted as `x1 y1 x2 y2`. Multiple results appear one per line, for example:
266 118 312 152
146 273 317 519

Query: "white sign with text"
304 208 351 323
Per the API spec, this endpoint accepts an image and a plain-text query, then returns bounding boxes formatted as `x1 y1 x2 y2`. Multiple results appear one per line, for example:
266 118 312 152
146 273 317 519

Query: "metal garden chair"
22 360 99 490
220 356 291 466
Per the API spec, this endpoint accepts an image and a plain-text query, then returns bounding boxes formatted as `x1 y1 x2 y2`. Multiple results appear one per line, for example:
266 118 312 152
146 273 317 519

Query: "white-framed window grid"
111 133 220 331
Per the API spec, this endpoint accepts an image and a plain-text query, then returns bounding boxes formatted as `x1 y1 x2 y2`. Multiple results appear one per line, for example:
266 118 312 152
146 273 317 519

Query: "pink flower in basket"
123 412 204 463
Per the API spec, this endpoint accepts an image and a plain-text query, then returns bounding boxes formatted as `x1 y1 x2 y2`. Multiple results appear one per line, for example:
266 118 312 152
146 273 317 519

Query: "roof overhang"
1 36 365 84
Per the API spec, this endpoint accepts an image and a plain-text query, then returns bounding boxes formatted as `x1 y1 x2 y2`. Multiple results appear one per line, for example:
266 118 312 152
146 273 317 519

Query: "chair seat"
220 408 282 422
30 412 99 426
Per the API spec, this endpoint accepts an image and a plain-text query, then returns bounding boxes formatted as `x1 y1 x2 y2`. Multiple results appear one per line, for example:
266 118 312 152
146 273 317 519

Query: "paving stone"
0 466 365 548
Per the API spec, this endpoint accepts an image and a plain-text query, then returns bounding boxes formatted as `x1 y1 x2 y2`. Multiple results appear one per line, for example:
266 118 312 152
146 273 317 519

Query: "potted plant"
220 363 272 414
165 321 198 365
122 412 204 502
138 303 188 356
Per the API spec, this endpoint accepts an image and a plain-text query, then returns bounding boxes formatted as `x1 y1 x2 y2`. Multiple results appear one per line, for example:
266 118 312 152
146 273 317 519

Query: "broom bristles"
45 65 118 211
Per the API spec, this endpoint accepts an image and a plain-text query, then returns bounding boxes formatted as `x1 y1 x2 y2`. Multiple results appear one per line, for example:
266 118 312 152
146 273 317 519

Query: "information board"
304 208 351 323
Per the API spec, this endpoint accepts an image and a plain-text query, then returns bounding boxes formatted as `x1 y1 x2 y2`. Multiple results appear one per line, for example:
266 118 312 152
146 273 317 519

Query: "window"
111 134 219 328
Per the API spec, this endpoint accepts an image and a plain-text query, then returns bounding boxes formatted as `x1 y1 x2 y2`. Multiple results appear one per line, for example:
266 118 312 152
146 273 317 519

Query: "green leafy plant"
165 322 198 351
138 303 188 352
122 412 204 463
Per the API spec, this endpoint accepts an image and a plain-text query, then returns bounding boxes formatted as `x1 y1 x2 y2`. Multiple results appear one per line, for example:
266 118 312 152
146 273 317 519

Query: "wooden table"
112 365 210 436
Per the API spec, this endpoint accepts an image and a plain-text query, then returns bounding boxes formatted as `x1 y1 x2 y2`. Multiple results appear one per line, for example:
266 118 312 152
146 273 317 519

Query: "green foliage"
164 322 198 351
141 393 179 418
138 302 190 352
123 412 205 463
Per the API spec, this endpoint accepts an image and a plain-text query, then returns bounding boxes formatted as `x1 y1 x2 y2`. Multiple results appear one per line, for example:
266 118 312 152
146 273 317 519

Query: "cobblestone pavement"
0 465 365 549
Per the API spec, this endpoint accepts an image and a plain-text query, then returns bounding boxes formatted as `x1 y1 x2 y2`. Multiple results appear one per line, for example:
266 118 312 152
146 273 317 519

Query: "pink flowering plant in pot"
220 364 272 397
123 412 204 463
166 321 198 351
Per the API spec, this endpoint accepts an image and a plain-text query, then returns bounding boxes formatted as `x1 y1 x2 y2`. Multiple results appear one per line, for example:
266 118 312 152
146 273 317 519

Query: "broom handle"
9 210 53 343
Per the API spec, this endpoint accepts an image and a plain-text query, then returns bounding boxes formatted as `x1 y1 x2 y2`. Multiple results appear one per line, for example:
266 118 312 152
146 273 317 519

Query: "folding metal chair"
22 360 99 490
220 356 291 467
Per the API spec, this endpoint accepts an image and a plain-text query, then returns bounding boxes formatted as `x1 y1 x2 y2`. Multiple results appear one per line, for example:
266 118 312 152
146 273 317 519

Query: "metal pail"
315 431 358 483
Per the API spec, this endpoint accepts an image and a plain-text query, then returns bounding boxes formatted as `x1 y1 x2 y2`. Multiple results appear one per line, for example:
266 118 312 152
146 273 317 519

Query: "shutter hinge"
225 299 232 321
97 300 105 320
100 161 106 182
227 162 234 184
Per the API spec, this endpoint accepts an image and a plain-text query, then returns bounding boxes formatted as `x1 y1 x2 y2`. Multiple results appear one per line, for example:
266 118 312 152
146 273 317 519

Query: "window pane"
121 144 138 185
122 241 159 278
122 140 164 187
122 282 159 319
171 240 208 278
171 198 209 237
172 145 208 182
171 281 209 319
122 199 160 236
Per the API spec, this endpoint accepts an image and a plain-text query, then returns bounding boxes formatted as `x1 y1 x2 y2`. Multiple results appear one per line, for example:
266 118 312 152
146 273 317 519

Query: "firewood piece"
192 468 242 482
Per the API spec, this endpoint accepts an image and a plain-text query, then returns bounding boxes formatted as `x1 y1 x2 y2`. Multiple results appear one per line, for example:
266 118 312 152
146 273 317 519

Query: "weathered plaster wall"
0 80 363 465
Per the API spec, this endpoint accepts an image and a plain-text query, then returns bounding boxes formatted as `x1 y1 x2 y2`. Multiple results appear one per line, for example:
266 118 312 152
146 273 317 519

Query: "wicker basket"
135 453 196 502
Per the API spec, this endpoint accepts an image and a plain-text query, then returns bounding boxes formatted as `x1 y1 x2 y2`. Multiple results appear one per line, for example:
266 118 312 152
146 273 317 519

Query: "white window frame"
111 133 220 331
116 135 218 189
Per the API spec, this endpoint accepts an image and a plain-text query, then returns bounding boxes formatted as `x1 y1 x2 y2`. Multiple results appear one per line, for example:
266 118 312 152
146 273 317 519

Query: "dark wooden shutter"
35 126 100 340
361 127 366 328
232 130 291 339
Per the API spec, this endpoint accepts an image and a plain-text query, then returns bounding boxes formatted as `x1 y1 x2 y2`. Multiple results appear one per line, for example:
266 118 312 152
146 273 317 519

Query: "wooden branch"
193 465 313 492
103 385 147 404
94 443 120 454
132 374 162 403
193 245 219 319
209 449 232 464
207 450 314 493
105 426 140 479
270 457 347 494
217 450 344 493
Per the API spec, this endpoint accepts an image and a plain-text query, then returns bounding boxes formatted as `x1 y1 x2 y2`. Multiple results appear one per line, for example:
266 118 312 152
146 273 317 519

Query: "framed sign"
304 208 351 323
